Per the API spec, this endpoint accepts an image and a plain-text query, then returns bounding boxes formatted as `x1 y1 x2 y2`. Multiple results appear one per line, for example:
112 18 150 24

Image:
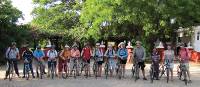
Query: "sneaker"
33 76 35 78
188 80 192 83
22 76 25 78
4 77 7 80
143 77 147 80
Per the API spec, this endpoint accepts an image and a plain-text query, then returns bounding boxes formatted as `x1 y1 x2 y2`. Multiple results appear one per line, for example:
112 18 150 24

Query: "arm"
47 50 50 58
117 49 122 58
104 49 108 57
142 48 146 61
59 50 64 59
5 47 10 58
81 49 84 57
16 48 20 59
122 49 128 58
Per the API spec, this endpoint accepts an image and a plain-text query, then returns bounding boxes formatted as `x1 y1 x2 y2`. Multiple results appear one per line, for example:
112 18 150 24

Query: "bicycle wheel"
118 65 122 80
9 63 14 81
105 63 109 79
25 64 29 80
183 70 187 85
135 65 139 82
150 67 154 83
131 65 135 78
51 63 55 79
166 68 169 83
40 64 43 79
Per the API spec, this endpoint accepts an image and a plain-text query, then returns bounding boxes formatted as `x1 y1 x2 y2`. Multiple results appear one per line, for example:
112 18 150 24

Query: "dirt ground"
0 61 200 87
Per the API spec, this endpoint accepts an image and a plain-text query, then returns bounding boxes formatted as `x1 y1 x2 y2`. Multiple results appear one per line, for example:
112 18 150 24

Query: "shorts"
138 62 145 70
181 63 189 70
108 58 116 70
120 59 127 64
58 59 70 72
83 59 90 64
97 61 103 65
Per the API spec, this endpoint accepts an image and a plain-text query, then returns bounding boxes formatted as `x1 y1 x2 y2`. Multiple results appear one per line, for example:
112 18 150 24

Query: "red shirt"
82 47 91 60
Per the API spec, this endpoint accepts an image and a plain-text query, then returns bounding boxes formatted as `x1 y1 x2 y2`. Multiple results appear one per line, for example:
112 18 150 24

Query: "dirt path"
0 62 200 87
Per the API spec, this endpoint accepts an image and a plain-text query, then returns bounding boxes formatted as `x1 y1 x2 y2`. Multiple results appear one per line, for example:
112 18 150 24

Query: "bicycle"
50 60 56 79
38 60 44 79
104 57 109 79
7 59 14 81
62 59 69 79
159 60 170 83
177 60 188 85
116 58 122 79
71 58 78 78
132 61 139 82
24 59 30 80
92 57 98 79
149 63 155 83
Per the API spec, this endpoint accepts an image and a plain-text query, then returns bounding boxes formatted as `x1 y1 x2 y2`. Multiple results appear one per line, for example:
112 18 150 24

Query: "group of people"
4 41 191 82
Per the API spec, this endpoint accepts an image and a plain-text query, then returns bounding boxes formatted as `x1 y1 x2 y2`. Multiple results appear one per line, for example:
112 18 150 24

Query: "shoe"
47 74 50 78
4 77 7 80
143 77 147 80
33 76 35 78
188 80 192 83
44 72 47 74
156 78 160 80
22 76 25 78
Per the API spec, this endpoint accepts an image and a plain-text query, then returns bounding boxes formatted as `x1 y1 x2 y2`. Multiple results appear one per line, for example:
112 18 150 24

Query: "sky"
11 0 34 24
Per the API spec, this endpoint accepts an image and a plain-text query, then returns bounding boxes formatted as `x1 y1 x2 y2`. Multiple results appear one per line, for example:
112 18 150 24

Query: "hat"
72 43 78 48
51 45 56 48
46 44 51 48
136 41 141 44
108 44 112 47
64 44 70 48
96 43 100 46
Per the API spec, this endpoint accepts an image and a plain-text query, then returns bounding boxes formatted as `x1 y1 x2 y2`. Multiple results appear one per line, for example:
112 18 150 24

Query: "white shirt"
47 50 58 60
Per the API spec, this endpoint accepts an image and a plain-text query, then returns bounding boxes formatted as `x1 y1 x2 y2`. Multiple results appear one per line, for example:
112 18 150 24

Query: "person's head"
11 42 16 48
136 41 141 48
51 45 55 50
36 45 41 50
96 43 100 48
108 44 113 49
153 48 157 53
167 45 171 50
64 44 70 50
119 42 125 48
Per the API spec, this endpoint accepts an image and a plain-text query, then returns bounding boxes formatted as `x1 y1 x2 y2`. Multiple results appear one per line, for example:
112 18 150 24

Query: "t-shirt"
62 50 71 59
179 48 189 63
117 48 128 59
47 50 58 60
82 47 92 60
6 47 19 59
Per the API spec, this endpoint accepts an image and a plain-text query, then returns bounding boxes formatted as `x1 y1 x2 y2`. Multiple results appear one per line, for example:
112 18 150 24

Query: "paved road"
0 62 200 87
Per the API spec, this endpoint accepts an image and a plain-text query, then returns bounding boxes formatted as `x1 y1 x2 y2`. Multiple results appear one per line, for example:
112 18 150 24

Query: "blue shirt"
33 50 45 59
117 48 128 59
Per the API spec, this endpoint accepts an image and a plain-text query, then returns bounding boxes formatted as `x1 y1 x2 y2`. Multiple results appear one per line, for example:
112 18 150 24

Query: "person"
47 45 58 77
81 43 93 76
178 43 192 82
22 46 35 78
59 44 71 78
117 42 128 78
93 43 104 77
33 46 45 78
4 42 20 79
151 48 160 80
164 45 175 81
134 41 147 80
70 44 81 75
104 44 116 77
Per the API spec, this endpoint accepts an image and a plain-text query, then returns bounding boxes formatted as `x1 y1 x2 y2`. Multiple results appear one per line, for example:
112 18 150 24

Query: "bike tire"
9 64 13 81
183 71 187 85
131 65 135 78
135 65 139 82
51 64 54 79
105 63 109 79
150 68 153 83
166 69 169 83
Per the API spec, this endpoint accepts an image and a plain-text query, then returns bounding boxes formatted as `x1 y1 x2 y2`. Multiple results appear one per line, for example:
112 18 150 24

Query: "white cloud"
11 0 34 24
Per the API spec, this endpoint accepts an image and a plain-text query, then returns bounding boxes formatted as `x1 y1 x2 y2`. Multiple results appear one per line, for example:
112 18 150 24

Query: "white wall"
193 26 200 52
